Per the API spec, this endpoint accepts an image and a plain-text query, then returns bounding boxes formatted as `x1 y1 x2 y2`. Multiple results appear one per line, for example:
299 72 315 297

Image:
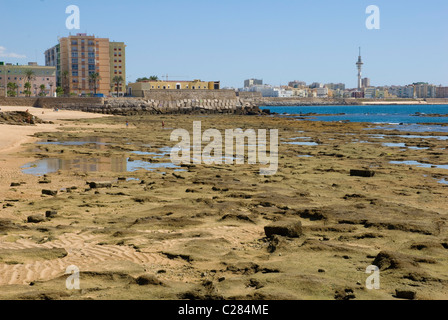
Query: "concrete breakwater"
71 98 263 115
0 96 263 115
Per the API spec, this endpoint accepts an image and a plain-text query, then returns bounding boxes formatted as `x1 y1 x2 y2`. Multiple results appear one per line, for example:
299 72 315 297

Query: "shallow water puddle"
390 161 448 170
22 157 181 176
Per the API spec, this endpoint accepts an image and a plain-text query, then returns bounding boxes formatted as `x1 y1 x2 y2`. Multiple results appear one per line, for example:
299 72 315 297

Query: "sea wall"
142 89 237 101
0 97 104 108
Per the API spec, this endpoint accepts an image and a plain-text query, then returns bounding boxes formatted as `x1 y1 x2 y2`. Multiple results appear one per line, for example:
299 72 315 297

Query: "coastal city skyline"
0 0 447 89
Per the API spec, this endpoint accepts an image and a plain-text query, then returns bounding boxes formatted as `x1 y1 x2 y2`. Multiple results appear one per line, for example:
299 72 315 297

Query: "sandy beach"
0 109 447 300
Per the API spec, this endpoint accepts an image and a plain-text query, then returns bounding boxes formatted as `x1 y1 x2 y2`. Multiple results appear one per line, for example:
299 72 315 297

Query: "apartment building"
0 61 56 97
45 33 126 96
109 42 126 96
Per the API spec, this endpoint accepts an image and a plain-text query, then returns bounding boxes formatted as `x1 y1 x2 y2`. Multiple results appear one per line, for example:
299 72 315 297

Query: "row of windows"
71 40 96 46
72 71 100 77
113 48 122 51
72 52 96 58
0 70 53 75
0 77 52 81
72 59 97 64
150 85 207 89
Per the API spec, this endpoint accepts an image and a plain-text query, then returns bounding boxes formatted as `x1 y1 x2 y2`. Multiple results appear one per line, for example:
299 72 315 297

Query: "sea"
260 105 448 127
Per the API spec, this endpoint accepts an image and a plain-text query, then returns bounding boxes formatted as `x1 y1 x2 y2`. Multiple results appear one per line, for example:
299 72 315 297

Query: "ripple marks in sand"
0 234 179 285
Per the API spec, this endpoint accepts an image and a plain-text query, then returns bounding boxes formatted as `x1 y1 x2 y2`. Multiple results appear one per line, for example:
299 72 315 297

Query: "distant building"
316 87 329 98
244 79 263 88
364 87 376 99
45 33 126 96
128 80 220 97
309 82 323 89
362 78 370 88
288 80 307 88
325 83 346 91
274 88 293 98
0 62 56 97
413 83 436 98
436 86 448 98
388 85 416 99
109 42 127 96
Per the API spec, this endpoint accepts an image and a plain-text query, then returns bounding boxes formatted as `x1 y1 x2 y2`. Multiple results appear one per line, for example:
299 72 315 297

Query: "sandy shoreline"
0 106 111 154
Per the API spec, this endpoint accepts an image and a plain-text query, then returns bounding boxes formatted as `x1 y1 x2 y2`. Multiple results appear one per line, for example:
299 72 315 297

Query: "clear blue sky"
0 0 447 88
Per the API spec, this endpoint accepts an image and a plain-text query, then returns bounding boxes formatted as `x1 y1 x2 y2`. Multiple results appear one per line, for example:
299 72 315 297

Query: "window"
72 59 78 64
72 64 78 70
88 53 95 58
72 41 78 45
72 71 78 76
88 58 95 64
88 65 95 71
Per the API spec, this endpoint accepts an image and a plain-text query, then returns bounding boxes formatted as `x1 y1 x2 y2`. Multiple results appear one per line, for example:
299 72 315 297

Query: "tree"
56 86 64 97
39 84 47 97
62 70 70 95
89 72 101 95
112 75 124 97
7 82 18 97
24 70 35 96
24 82 32 97
136 76 158 82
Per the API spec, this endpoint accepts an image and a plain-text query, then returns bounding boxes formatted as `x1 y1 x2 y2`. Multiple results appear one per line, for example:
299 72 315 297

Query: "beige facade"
47 33 125 96
110 42 126 96
128 80 220 97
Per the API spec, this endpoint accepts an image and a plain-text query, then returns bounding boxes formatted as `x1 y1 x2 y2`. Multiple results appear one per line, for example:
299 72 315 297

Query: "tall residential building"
309 82 323 89
436 86 448 98
109 42 126 96
0 62 56 97
325 83 346 90
45 33 126 96
356 47 364 90
362 78 370 88
244 79 263 88
414 83 436 98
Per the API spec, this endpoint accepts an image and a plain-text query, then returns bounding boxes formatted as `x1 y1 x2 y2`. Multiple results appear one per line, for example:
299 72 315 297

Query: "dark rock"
10 182 21 187
264 220 302 238
27 215 46 223
42 189 58 196
45 211 58 218
88 182 112 189
395 289 417 300
350 169 375 177
334 288 356 300
372 251 418 270
135 274 165 286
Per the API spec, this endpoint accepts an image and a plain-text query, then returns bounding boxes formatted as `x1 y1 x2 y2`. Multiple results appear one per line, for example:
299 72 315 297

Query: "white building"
316 87 328 98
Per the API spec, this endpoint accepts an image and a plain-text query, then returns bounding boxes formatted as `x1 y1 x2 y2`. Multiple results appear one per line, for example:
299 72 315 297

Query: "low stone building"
128 80 220 97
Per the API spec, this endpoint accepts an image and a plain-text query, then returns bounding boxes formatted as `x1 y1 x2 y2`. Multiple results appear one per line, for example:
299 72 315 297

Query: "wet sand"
0 110 447 300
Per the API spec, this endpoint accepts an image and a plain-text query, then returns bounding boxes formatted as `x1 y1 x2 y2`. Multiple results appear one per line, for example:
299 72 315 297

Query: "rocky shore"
0 111 447 300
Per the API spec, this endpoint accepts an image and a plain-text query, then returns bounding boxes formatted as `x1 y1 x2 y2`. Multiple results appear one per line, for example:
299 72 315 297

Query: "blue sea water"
260 105 448 124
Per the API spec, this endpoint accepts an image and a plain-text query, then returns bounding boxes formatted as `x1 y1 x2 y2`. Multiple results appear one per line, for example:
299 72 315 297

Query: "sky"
0 0 447 88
